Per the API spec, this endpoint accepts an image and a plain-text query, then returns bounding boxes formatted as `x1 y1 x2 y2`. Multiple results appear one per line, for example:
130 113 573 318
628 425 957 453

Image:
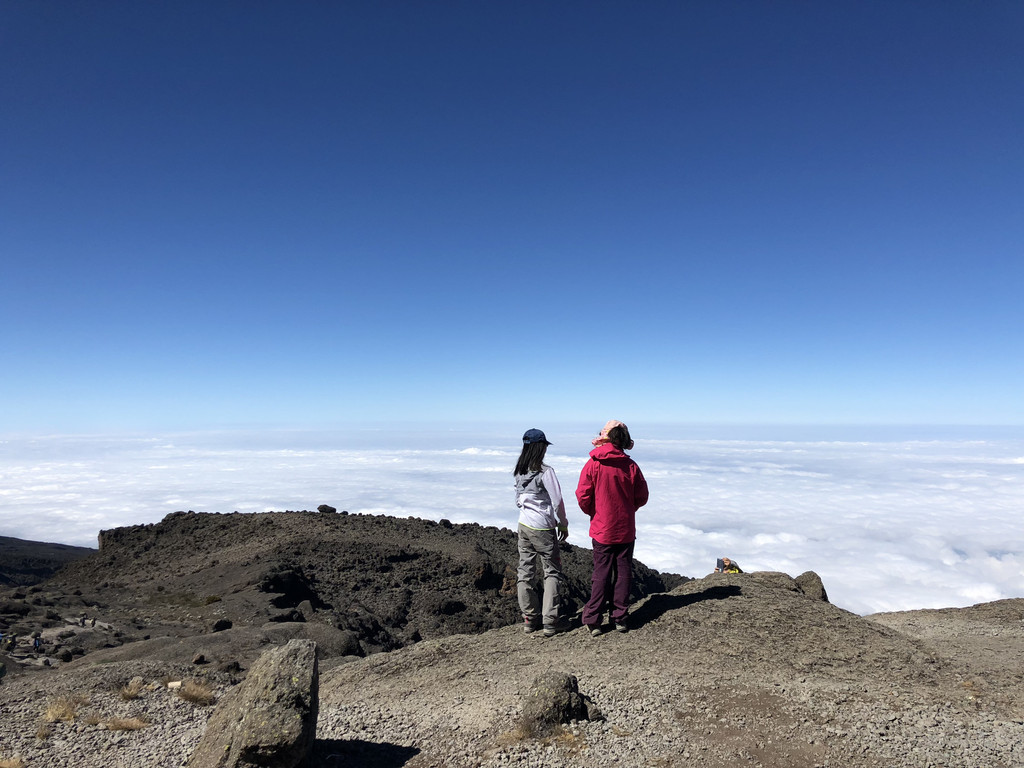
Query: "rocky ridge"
3 510 681 665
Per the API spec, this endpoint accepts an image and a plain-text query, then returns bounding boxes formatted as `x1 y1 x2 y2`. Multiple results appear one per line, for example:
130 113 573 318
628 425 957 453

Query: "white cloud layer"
2 426 1022 616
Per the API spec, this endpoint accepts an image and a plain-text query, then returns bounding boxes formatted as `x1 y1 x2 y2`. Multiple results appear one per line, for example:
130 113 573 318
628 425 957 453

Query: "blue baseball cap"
522 428 551 445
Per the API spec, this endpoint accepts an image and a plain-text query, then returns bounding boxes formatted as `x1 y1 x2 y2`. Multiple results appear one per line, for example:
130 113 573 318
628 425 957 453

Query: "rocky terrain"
2 510 681 664
313 575 1024 768
1 511 1022 767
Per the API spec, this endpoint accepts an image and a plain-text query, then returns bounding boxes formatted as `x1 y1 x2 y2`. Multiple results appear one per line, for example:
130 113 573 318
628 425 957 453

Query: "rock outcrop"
795 569 829 601
187 639 318 768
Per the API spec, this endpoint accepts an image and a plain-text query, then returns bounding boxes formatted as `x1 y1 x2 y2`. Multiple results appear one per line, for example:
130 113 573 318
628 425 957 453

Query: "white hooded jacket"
514 464 568 531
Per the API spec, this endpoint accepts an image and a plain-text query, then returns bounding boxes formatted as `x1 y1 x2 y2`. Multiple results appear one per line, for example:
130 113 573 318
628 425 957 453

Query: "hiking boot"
524 619 541 635
588 625 603 637
615 623 629 633
543 618 570 637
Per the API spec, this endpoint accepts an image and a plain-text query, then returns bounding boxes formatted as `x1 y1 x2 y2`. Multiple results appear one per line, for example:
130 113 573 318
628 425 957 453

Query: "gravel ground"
2 573 1022 768
0 660 222 768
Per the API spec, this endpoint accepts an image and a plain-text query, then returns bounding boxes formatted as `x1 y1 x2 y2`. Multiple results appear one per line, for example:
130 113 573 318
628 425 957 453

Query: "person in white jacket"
514 428 569 637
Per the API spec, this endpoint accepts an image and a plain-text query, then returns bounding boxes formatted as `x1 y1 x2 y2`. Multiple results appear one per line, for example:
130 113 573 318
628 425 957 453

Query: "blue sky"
3 2 1023 432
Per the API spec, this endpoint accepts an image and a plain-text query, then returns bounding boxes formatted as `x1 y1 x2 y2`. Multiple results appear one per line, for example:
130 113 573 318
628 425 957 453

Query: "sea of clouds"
2 424 1022 616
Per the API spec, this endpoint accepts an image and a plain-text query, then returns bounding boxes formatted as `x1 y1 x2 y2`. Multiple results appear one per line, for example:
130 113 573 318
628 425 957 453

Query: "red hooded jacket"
575 443 649 544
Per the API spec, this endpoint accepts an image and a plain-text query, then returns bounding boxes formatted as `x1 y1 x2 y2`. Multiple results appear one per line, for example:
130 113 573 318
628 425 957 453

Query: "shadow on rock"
311 738 420 767
631 585 741 628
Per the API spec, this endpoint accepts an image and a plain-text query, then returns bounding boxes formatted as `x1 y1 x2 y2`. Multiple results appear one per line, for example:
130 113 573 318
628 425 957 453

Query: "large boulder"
187 639 318 768
518 671 602 737
795 570 829 602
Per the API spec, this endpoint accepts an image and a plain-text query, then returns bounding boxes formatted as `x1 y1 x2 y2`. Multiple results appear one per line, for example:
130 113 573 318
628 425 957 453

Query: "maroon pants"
582 539 635 626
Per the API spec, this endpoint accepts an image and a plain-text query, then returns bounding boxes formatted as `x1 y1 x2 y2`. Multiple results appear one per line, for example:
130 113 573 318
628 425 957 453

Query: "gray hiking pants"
517 523 563 627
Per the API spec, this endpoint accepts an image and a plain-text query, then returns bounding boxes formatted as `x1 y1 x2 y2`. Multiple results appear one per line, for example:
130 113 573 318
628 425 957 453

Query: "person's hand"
557 525 569 543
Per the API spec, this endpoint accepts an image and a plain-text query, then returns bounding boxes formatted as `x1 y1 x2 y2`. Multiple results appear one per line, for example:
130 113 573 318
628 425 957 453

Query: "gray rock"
747 570 805 593
296 626 362 658
519 671 601 737
267 608 304 623
795 570 830 602
187 638 318 768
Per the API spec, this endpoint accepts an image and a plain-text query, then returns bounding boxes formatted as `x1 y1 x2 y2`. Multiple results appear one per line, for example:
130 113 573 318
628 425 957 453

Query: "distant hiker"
576 421 649 636
90 618 97 628
715 557 742 573
514 428 569 637
32 636 42 651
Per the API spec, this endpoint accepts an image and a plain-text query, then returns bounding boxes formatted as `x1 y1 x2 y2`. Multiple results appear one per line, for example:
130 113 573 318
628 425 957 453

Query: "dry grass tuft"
119 678 145 701
104 716 149 731
0 757 28 768
35 722 52 741
509 707 564 741
43 694 88 723
179 679 216 706
551 726 587 756
498 721 570 746
496 722 589 759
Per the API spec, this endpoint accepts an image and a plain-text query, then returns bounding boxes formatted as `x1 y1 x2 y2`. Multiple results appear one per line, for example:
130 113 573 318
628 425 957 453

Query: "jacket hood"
589 443 630 463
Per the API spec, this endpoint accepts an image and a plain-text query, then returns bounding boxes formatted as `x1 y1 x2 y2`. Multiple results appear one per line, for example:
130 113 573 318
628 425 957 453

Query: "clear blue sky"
3 2 1022 432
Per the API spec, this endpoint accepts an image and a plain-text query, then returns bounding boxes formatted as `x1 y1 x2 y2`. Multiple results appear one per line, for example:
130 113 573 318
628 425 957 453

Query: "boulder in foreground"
519 671 603 737
187 638 318 768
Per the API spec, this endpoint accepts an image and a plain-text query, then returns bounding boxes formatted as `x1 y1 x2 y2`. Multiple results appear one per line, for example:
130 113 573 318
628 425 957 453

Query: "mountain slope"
0 536 94 587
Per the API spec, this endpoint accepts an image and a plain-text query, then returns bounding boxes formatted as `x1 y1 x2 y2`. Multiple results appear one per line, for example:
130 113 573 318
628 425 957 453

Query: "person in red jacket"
576 420 649 635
